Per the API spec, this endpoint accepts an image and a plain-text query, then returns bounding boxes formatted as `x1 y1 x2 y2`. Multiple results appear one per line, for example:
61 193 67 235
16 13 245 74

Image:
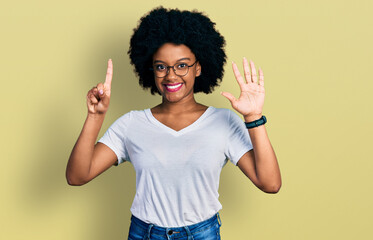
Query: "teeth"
166 83 182 89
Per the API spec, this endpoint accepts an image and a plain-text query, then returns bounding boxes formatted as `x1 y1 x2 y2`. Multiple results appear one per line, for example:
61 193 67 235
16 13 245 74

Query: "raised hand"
221 58 265 120
86 59 113 115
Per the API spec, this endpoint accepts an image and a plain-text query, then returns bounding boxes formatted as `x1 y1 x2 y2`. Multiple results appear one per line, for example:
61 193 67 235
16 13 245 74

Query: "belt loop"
217 212 222 227
146 224 154 240
184 226 194 240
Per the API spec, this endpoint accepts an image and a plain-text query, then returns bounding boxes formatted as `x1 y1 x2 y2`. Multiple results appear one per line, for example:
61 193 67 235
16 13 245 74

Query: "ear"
196 62 201 77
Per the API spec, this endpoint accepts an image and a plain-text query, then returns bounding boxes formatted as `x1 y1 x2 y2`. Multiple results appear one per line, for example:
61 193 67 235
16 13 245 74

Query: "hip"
128 212 222 240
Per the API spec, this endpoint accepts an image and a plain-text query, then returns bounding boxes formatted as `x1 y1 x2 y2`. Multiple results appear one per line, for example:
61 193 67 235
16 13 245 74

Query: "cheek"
154 79 164 92
186 78 196 90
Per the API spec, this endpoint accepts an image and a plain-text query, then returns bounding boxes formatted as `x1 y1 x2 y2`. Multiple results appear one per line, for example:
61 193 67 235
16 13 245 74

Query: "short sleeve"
224 110 253 166
98 112 131 166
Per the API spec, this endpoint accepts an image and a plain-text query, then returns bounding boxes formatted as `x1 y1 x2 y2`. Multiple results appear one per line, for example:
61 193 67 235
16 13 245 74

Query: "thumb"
98 88 110 105
220 92 236 105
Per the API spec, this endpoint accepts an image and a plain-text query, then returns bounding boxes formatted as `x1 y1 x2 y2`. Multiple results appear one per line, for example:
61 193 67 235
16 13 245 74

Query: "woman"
66 7 281 240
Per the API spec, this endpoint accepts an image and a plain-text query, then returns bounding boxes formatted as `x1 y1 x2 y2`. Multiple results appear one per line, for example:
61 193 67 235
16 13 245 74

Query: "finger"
104 59 113 93
243 57 251 83
250 60 258 84
89 93 99 104
96 82 111 106
232 61 245 88
259 68 264 87
93 87 100 100
88 87 99 100
92 86 98 94
87 91 98 104
96 83 105 97
220 91 237 104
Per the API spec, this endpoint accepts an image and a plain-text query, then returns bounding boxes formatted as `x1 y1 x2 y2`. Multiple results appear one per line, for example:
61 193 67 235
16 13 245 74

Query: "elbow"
66 173 88 186
67 179 85 186
263 184 281 194
258 181 282 194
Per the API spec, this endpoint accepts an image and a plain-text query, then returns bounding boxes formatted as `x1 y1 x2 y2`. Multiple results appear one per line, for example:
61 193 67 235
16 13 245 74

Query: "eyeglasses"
151 61 198 78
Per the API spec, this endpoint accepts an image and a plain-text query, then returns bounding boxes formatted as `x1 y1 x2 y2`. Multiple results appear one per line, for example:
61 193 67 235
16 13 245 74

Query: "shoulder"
209 107 237 119
205 107 242 129
209 106 231 115
111 109 148 127
210 107 245 129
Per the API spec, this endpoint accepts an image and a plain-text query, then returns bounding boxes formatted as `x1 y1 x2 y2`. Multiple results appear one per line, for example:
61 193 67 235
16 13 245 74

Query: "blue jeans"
128 213 222 240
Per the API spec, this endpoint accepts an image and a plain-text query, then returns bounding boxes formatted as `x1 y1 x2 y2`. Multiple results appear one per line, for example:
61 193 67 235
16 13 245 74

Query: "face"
152 43 201 103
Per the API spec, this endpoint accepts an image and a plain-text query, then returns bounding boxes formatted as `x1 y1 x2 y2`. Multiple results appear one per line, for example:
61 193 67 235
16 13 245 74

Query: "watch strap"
245 115 267 129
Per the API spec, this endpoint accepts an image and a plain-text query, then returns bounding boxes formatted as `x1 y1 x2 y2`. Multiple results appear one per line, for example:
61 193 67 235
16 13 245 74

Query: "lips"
163 83 183 92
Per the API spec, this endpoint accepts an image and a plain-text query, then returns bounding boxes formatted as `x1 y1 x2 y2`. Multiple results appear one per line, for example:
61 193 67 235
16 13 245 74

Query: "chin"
163 95 183 103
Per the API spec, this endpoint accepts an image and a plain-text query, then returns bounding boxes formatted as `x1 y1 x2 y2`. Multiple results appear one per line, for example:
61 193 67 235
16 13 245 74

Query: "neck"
158 96 200 114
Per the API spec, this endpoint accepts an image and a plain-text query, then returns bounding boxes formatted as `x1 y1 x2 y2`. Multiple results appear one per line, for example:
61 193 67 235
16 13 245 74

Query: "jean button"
168 230 173 235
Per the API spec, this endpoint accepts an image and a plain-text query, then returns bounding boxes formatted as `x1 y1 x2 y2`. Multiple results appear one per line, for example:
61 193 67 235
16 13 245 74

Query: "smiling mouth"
164 83 183 92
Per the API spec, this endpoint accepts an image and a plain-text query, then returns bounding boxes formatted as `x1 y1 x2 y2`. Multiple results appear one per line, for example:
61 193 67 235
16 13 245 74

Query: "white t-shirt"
98 106 253 227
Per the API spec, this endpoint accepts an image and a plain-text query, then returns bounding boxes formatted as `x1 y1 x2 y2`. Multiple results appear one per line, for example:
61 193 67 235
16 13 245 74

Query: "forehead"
153 43 196 63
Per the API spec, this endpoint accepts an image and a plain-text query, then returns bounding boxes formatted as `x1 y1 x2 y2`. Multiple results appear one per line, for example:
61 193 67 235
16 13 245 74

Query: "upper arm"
86 142 120 183
236 149 261 189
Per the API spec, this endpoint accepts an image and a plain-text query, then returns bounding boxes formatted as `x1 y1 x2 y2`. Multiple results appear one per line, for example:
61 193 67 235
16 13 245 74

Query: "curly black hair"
128 6 227 95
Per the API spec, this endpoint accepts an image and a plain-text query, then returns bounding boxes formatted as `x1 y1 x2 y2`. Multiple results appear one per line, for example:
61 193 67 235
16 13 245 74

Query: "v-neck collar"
144 106 213 136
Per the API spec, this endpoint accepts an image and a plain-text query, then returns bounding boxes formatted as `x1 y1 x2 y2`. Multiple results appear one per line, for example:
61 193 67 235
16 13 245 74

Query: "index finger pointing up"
104 59 113 90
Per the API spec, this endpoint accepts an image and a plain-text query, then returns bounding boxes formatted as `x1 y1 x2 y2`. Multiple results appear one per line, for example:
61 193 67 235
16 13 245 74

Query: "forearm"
245 115 281 193
66 113 105 185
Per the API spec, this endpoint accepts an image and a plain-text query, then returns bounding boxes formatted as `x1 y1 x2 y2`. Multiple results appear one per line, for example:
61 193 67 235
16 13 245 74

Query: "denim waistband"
130 213 222 238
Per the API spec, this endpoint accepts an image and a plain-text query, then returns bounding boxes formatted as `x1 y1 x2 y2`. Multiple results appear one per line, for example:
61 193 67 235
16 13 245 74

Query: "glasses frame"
150 60 198 78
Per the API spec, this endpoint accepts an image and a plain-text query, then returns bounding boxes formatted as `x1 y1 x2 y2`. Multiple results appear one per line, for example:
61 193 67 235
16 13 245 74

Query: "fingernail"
99 89 103 95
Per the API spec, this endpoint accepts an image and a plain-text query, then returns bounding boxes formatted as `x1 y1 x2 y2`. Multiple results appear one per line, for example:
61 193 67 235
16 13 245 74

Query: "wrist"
244 114 262 122
244 115 267 129
87 112 106 121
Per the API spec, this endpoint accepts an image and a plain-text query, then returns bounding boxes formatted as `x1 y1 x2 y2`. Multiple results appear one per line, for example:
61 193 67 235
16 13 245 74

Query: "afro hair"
128 6 227 95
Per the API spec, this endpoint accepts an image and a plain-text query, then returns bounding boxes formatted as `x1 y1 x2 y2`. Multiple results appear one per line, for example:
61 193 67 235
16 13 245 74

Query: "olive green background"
1 0 372 239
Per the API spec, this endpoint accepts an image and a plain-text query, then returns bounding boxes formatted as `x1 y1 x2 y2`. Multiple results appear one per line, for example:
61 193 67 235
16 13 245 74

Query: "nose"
165 66 178 79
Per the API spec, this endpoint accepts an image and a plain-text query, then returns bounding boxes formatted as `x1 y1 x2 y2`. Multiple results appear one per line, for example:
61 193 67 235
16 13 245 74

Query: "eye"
176 63 187 69
155 64 166 71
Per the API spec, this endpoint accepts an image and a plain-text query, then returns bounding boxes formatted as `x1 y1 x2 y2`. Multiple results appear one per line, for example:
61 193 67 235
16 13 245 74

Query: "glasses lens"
154 64 167 77
174 63 188 76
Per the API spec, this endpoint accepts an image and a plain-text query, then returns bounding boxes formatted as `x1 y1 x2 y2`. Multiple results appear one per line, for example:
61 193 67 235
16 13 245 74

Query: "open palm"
221 58 265 118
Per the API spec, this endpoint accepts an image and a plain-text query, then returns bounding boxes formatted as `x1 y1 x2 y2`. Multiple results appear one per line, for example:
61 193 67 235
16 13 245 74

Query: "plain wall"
1 0 372 239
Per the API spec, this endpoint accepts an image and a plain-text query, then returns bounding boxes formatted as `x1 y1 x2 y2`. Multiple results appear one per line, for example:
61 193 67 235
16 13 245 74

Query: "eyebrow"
153 57 191 64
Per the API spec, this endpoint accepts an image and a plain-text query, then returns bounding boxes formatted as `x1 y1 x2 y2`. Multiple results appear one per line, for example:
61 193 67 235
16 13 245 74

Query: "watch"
245 115 267 129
